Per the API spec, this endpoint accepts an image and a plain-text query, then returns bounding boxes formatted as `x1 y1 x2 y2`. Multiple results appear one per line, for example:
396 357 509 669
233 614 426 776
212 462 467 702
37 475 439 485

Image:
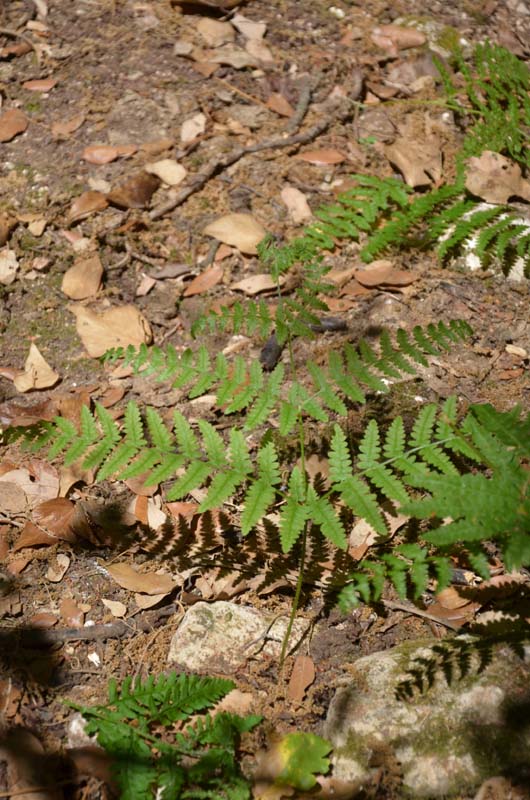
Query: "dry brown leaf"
102 598 127 617
60 597 85 627
135 591 170 609
208 47 258 69
295 149 345 165
51 113 85 139
196 18 235 47
140 138 174 156
353 260 394 287
107 172 160 209
0 213 17 247
371 24 426 52
105 562 177 595
0 396 57 427
385 137 442 187
266 93 294 117
22 77 56 92
13 343 59 392
0 108 28 142
145 158 187 186
82 144 137 165
0 248 19 285
245 39 274 64
1 41 32 58
61 254 103 300
287 654 315 703
193 60 219 78
0 679 22 719
69 304 152 358
465 151 530 204
232 13 266 40
0 481 27 514
280 185 313 224
98 385 126 408
46 553 70 582
67 191 108 224
436 586 471 610
183 264 223 296
232 273 284 295
181 112 207 143
203 213 267 255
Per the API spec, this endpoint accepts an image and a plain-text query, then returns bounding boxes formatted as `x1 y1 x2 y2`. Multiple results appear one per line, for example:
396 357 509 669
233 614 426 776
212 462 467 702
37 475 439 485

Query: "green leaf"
306 486 347 550
274 733 332 791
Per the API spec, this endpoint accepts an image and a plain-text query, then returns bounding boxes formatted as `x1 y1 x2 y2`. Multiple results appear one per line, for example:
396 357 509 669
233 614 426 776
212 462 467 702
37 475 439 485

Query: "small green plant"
69 672 261 800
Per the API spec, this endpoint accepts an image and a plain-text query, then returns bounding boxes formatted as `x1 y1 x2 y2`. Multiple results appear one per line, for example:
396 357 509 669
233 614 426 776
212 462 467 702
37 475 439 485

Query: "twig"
380 599 461 632
0 27 40 61
214 76 272 112
285 75 312 134
150 98 354 220
1 603 178 647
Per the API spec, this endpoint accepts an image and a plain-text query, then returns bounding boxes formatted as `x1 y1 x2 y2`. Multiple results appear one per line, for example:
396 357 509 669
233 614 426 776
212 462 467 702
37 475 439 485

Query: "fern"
69 672 261 800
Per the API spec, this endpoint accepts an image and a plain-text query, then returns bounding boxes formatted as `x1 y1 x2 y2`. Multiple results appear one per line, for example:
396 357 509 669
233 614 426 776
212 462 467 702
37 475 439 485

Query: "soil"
0 0 529 798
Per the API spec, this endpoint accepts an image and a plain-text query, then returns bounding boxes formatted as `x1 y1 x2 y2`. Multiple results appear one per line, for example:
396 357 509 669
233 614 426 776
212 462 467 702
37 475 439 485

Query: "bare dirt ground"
0 0 529 797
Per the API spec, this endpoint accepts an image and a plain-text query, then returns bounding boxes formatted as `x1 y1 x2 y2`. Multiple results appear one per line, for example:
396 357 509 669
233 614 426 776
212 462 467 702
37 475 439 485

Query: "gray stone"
167 601 309 672
324 639 530 798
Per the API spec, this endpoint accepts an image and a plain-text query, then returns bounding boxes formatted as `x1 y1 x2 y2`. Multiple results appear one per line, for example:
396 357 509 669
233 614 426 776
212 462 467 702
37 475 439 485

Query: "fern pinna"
69 672 261 800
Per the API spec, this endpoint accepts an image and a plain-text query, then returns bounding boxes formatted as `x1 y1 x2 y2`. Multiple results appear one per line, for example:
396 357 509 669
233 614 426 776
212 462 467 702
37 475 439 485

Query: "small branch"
285 75 312 134
150 98 354 220
381 599 461 632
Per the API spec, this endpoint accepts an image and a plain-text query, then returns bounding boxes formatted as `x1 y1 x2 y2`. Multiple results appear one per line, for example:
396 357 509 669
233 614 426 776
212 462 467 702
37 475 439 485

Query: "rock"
324 639 530 797
167 601 309 672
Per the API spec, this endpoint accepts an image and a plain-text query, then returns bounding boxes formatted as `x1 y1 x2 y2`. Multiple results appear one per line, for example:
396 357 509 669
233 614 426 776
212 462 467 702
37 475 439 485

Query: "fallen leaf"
371 24 426 53
22 77 56 91
51 113 85 138
232 273 284 295
67 191 108 224
0 481 27 514
145 158 187 186
0 728 62 800
385 137 442 187
193 61 218 78
136 274 156 296
0 108 28 142
135 592 169 609
82 144 137 164
69 304 152 358
180 112 207 144
266 93 294 117
60 597 84 627
295 149 345 165
0 249 19 285
353 260 394 287
197 18 235 47
281 186 313 224
0 679 22 719
28 218 46 236
287 655 315 703
215 688 255 716
1 41 32 57
208 47 258 69
107 172 160 209
245 38 274 63
46 553 70 582
61 254 103 300
13 344 59 392
232 14 266 40
183 264 223 296
0 396 57 427
105 562 176 595
203 213 267 255
102 598 127 617
140 137 174 156
465 151 530 204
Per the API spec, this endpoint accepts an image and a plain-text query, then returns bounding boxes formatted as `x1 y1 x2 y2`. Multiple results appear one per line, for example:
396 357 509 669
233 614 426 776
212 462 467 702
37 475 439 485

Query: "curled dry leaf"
145 158 187 186
180 112 207 143
465 150 530 204
106 171 160 209
61 253 103 300
371 24 426 53
51 112 85 139
0 248 19 285
13 343 59 392
67 191 108 224
22 77 56 92
281 185 313 224
203 212 267 255
82 144 137 165
183 264 223 296
69 303 152 358
105 562 176 595
287 654 316 704
295 149 346 165
0 108 28 142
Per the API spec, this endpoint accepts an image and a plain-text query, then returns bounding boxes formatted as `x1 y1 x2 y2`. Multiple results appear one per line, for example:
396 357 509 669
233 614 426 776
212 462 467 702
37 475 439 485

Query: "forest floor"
0 0 529 798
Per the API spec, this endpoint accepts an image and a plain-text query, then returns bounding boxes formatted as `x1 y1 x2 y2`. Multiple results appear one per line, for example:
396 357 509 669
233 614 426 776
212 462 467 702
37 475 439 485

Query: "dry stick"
1 603 178 647
381 599 461 632
285 74 312 134
150 98 354 221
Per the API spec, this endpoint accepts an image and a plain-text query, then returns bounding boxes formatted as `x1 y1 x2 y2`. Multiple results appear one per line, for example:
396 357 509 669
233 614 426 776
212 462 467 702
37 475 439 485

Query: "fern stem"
280 519 308 669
